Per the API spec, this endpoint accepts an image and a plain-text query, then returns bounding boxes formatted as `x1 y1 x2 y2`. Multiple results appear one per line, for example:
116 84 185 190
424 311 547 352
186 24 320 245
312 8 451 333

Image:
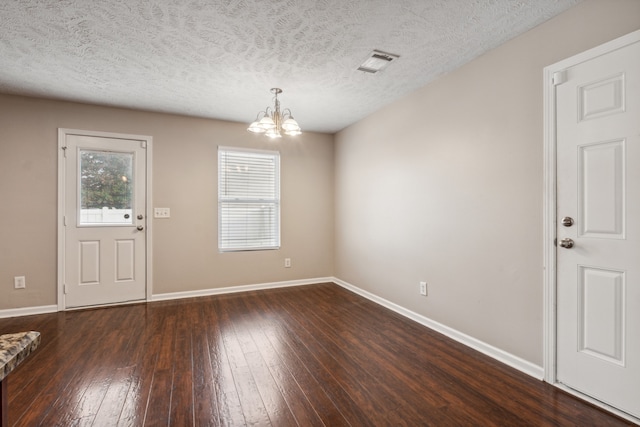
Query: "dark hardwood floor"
0 283 633 426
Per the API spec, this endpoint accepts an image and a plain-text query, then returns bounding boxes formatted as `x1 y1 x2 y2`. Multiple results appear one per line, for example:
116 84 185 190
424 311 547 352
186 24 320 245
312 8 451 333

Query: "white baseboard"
151 277 334 302
332 278 544 380
0 304 58 319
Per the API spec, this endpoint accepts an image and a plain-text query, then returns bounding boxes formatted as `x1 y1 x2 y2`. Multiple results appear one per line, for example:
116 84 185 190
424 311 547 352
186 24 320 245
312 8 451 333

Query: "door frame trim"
57 128 154 310
543 29 640 421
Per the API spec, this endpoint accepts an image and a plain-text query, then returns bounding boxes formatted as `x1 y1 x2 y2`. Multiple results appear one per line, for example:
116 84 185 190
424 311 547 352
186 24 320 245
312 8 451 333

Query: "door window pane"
79 150 134 225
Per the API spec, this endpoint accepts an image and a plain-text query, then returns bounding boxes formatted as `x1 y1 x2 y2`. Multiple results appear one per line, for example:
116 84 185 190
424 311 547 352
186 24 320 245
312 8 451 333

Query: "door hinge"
63 216 67 226
61 146 68 157
552 70 567 86
63 284 67 294
141 140 147 149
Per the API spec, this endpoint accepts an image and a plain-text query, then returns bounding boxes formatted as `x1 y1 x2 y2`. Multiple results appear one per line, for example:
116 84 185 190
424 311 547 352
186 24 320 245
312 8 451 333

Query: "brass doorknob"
559 238 574 248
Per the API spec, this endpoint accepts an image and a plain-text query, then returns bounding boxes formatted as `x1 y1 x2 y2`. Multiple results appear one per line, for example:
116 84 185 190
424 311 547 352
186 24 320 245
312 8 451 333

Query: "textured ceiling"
0 0 580 133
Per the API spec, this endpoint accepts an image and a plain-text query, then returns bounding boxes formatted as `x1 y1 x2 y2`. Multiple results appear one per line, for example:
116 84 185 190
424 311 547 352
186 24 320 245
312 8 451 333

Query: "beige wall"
0 95 334 309
334 0 640 366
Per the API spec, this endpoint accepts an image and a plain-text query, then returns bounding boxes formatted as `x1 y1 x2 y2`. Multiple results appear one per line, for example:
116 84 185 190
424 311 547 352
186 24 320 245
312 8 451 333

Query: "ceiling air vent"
357 50 400 74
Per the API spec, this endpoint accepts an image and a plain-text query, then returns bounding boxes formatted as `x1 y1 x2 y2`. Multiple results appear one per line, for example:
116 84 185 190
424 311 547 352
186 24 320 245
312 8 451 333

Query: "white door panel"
577 266 625 365
556 37 640 418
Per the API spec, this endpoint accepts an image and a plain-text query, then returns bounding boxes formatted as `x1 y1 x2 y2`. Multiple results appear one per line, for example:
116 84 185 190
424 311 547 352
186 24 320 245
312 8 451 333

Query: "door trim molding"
543 29 640 422
57 128 153 311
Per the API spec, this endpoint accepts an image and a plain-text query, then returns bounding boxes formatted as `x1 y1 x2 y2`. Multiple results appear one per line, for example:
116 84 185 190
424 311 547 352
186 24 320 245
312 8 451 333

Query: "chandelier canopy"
247 88 301 138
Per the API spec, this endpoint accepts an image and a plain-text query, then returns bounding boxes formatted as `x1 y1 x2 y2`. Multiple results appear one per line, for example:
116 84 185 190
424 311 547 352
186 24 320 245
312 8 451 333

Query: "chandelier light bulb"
247 121 265 133
265 128 282 138
281 117 300 132
258 116 276 130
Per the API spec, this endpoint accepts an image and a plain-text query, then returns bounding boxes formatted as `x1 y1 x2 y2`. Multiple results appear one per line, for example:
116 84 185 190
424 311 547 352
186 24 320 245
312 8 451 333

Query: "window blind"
218 147 280 251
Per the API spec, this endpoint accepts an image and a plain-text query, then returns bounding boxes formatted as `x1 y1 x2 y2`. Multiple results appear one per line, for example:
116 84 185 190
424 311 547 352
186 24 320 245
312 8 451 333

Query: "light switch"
154 207 171 218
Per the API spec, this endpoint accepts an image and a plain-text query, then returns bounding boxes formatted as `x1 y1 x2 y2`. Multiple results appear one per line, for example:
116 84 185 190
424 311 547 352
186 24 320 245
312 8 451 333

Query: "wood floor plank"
277 304 402 421
117 322 161 426
278 289 458 425
6 314 82 425
169 311 195 426
191 302 221 427
229 297 299 427
252 292 350 426
0 283 635 426
11 310 122 426
305 286 544 423
217 298 272 426
259 291 375 426
280 291 440 409
300 286 500 424
143 313 177 426
94 365 135 426
69 332 127 422
208 298 249 427
238 312 325 426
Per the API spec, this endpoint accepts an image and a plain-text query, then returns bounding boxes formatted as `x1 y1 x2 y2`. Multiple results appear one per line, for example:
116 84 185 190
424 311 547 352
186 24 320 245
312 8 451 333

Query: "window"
79 150 134 225
218 147 280 251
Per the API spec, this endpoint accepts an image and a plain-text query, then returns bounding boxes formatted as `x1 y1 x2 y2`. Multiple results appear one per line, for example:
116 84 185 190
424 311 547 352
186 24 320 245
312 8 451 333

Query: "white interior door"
60 131 149 308
555 35 640 418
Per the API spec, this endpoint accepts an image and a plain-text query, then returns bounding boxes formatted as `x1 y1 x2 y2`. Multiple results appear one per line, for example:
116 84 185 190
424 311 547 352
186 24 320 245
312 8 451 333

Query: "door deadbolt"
137 214 144 220
561 217 574 227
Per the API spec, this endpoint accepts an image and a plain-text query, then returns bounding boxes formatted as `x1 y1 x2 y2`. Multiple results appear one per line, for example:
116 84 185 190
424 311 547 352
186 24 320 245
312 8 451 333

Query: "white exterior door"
555 34 640 418
60 130 150 308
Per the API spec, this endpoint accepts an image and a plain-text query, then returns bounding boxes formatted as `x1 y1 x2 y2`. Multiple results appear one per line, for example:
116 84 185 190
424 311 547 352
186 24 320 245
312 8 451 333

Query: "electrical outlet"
419 281 427 296
154 207 171 218
14 276 26 289
284 258 291 268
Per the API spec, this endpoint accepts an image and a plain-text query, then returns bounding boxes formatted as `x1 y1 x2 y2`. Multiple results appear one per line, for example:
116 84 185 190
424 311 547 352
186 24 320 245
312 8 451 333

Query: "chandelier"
247 88 302 138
